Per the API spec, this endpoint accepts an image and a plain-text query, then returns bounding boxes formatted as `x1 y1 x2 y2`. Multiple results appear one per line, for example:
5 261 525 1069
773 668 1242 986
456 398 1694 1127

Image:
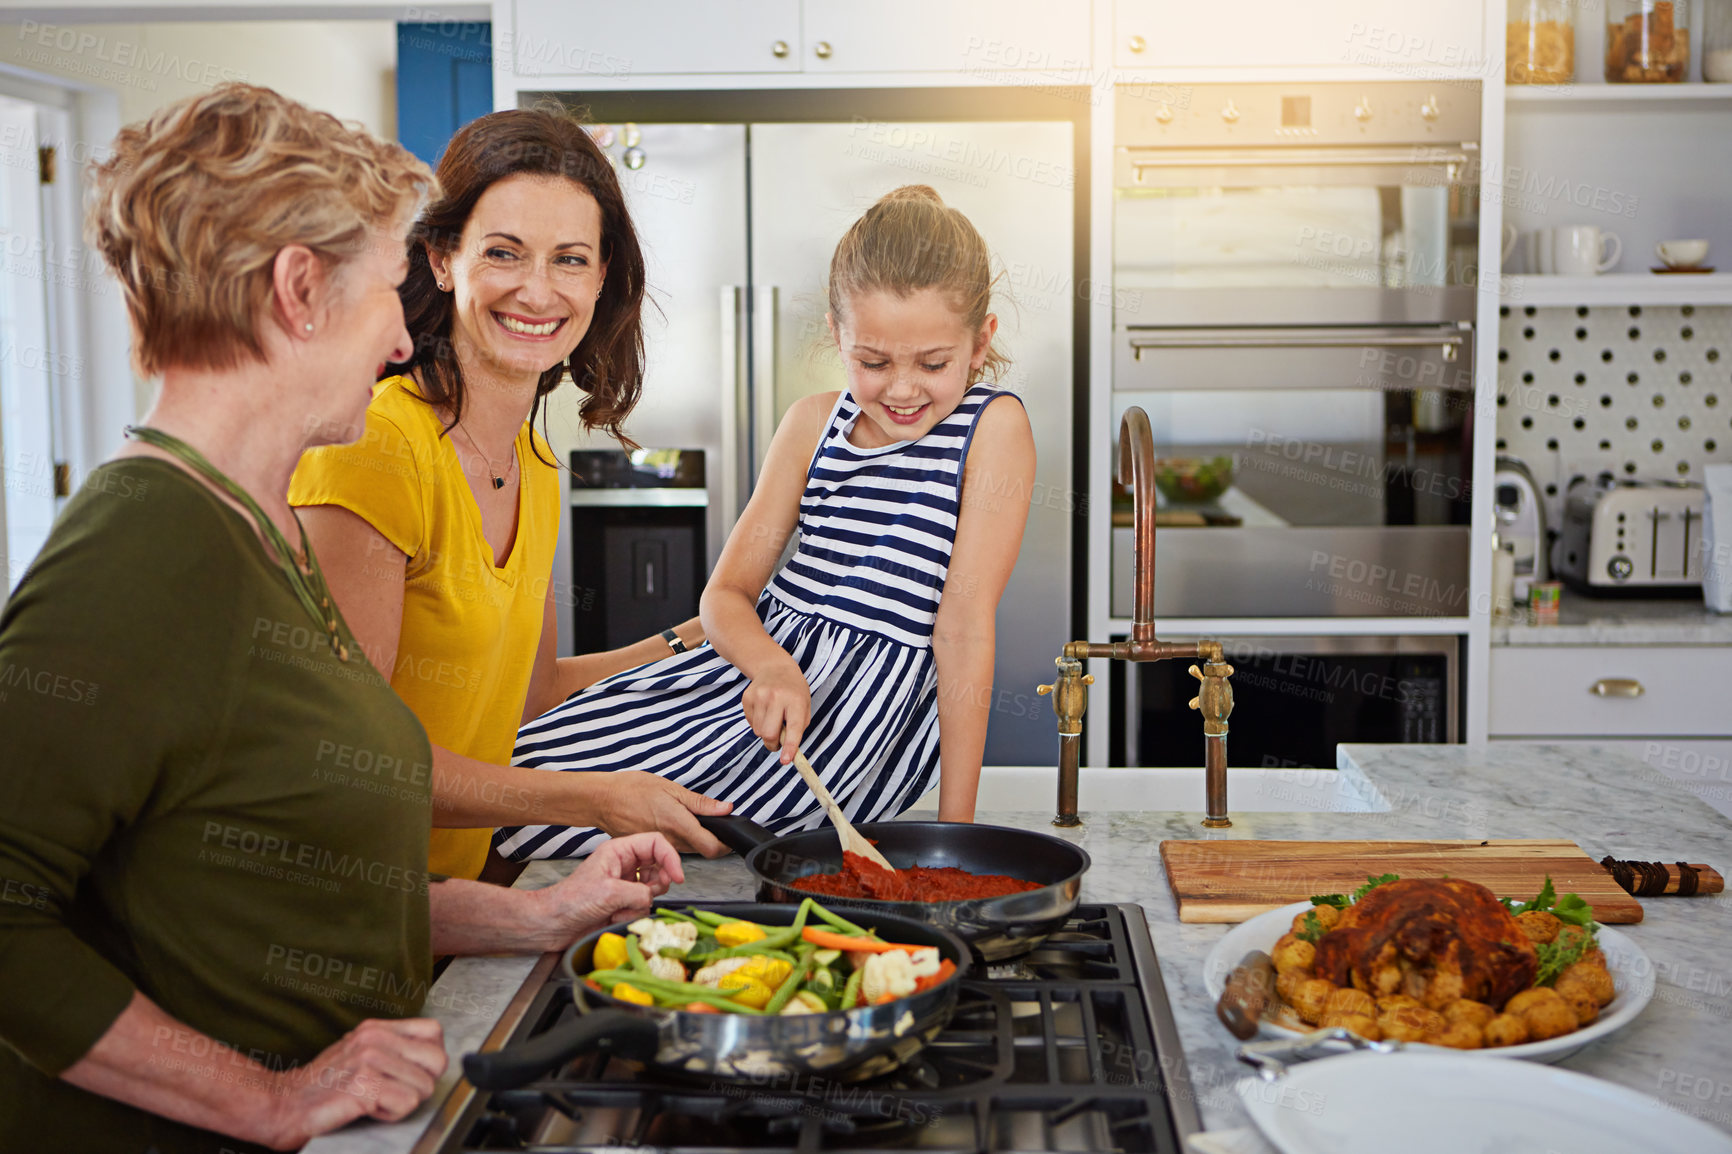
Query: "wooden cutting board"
1160 838 1643 924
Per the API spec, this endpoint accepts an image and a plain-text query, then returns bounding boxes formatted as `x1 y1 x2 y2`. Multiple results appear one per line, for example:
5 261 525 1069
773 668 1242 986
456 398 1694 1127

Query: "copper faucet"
1036 407 1235 828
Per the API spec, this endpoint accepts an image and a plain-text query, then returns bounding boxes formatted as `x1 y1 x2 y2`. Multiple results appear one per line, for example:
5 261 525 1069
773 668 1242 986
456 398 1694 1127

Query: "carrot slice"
913 958 957 994
801 927 926 954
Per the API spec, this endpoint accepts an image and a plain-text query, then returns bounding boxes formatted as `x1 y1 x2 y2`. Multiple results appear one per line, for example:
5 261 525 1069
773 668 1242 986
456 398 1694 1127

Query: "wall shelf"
1503 274 1732 307
1506 84 1732 110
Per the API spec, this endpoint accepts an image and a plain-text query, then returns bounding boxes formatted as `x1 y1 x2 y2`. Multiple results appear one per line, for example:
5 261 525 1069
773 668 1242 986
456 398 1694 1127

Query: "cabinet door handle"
813 40 832 59
771 40 789 58
1589 678 1644 698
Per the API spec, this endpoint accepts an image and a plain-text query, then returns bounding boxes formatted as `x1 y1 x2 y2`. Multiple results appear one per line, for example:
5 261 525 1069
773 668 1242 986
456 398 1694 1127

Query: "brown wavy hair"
827 184 1009 384
393 106 647 451
86 83 432 378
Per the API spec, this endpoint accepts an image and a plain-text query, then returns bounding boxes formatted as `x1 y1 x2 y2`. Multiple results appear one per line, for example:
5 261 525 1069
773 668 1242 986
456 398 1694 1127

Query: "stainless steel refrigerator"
550 117 1074 766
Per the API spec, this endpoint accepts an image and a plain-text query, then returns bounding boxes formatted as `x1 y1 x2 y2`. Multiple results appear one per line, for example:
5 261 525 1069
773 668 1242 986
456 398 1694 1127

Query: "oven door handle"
1124 145 1475 185
1128 326 1468 363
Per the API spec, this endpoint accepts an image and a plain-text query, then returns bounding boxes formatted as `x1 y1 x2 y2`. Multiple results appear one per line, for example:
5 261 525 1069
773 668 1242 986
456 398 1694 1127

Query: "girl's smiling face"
829 288 997 449
428 172 607 385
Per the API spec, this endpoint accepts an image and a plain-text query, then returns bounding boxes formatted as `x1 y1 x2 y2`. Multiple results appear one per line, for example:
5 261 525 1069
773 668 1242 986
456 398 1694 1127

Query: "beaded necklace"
124 425 349 661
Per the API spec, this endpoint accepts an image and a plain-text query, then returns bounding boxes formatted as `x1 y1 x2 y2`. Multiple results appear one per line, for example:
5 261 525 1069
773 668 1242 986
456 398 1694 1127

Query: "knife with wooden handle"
1216 949 1277 1041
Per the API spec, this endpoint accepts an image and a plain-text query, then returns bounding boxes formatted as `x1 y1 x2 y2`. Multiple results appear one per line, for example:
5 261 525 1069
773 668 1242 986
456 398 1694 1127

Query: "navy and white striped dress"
495 383 1016 860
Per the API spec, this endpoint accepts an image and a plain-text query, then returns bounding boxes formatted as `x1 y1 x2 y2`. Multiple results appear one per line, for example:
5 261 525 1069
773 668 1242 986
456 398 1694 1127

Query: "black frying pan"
463 902 967 1089
697 816 1090 963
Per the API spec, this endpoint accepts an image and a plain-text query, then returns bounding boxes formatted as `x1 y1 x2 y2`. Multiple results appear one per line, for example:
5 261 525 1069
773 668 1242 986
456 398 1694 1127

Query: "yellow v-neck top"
290 376 562 880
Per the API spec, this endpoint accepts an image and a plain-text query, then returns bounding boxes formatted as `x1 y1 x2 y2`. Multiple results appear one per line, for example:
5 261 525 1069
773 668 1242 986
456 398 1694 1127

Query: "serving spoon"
791 750 897 874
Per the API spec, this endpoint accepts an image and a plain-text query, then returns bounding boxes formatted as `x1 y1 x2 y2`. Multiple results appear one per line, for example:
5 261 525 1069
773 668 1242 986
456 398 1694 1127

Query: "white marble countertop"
1493 587 1732 645
308 742 1732 1152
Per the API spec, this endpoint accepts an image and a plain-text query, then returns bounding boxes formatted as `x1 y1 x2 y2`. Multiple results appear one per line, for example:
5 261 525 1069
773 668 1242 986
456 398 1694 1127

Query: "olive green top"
0 459 434 1154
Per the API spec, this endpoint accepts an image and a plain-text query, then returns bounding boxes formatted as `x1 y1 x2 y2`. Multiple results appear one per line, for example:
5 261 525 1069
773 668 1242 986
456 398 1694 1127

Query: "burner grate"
438 905 1189 1154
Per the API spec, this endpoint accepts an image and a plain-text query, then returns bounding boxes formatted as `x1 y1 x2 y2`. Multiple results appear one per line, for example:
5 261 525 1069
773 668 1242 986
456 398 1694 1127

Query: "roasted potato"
1484 1013 1530 1047
1553 979 1599 1027
1291 977 1336 1024
1443 999 1495 1029
1271 933 1317 976
1319 1010 1381 1041
1377 1001 1447 1043
1324 987 1377 1020
1428 1021 1484 1050
1507 987 1576 1041
1558 960 1616 1008
1515 910 1562 944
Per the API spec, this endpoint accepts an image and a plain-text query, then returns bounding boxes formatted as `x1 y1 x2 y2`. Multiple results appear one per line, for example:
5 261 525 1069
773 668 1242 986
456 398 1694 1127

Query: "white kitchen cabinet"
509 0 801 77
1112 0 1484 71
1488 645 1732 738
802 0 1091 73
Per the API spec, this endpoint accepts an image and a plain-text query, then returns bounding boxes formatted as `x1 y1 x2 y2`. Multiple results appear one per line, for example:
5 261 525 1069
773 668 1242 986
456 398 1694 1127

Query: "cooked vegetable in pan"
578 898 958 1015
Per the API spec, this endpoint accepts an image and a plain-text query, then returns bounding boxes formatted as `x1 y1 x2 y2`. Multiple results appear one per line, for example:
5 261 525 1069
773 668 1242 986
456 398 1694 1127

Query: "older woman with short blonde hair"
0 83 679 1154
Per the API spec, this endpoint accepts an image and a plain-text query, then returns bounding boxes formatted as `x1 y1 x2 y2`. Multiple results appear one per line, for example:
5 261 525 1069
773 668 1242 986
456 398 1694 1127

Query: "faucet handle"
1187 661 1236 736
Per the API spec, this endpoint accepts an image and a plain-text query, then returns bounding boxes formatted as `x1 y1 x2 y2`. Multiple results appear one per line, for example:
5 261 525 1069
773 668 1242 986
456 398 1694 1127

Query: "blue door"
396 22 493 167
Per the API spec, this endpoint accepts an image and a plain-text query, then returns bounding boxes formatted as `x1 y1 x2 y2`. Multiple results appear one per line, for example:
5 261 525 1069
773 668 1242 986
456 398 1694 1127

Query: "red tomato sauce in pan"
791 851 1042 902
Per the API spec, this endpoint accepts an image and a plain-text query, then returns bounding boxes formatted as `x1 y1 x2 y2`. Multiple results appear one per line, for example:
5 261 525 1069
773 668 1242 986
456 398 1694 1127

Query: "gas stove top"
423 904 1198 1153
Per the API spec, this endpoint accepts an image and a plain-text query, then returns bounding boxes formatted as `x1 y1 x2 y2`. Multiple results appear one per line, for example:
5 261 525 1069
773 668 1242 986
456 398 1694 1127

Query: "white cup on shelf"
1655 239 1710 269
1552 226 1621 276
1523 228 1554 275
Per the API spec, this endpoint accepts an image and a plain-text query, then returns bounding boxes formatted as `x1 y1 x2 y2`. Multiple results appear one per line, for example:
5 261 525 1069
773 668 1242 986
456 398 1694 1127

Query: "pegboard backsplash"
1496 303 1732 528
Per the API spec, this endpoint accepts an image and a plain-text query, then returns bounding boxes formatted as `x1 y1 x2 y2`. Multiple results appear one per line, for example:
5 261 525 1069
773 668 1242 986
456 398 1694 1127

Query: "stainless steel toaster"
1555 475 1705 589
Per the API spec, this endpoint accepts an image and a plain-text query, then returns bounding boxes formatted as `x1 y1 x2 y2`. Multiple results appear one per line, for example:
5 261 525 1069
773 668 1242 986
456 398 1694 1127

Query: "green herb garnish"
1501 876 1597 927
1310 873 1399 909
1295 910 1327 944
1534 925 1598 986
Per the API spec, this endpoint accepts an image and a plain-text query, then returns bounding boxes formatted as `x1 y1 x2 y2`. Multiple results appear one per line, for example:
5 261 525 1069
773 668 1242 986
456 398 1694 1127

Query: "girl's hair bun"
881 184 944 206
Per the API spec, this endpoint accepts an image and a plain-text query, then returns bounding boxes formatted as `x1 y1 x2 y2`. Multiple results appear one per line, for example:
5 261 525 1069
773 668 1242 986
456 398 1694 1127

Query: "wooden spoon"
791 750 896 873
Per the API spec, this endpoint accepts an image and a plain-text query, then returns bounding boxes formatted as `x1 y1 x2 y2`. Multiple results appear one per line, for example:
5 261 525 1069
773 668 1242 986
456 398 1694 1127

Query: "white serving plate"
1203 900 1654 1063
1236 1051 1732 1154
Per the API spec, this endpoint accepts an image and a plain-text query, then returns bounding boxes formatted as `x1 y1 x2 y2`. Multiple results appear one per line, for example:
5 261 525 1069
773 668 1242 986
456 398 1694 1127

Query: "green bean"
654 908 702 925
687 909 750 928
587 969 767 1014
763 947 817 1016
625 935 651 973
807 900 873 938
840 966 865 1011
686 944 798 967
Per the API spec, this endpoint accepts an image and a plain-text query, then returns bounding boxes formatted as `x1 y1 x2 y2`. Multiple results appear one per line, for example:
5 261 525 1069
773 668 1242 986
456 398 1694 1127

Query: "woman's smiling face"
429 172 607 385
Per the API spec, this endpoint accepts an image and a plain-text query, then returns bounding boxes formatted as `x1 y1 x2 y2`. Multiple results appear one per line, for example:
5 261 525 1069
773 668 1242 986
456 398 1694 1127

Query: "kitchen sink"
914 765 1392 814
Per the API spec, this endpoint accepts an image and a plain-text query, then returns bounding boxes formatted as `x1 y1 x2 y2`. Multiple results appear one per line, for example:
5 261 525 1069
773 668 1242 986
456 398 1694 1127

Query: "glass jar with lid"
1605 0 1690 82
1706 0 1732 81
1507 0 1575 84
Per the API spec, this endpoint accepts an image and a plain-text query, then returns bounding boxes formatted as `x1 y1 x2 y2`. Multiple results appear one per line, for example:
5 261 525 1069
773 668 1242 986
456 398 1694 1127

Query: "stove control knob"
1221 100 1241 124
1155 103 1174 124
1420 95 1441 121
1354 98 1373 122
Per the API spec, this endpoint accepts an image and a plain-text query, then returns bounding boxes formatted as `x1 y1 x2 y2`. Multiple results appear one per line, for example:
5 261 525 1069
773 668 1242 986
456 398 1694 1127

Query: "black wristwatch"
660 628 688 654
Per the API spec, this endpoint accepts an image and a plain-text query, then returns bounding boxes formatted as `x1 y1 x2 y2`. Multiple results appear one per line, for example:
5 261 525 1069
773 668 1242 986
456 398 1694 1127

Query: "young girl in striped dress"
497 185 1036 860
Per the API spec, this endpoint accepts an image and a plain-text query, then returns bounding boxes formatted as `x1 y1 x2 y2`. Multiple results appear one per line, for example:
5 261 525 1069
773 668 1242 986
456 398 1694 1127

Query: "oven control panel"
1117 81 1481 147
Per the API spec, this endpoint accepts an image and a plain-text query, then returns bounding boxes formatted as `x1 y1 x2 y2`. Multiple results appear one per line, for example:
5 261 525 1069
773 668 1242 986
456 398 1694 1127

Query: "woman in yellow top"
291 108 730 880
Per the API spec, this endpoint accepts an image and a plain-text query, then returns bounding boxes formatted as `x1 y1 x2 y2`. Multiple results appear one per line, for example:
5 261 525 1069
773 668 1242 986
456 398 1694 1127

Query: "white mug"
1524 228 1554 275
1655 239 1710 269
1553 226 1621 276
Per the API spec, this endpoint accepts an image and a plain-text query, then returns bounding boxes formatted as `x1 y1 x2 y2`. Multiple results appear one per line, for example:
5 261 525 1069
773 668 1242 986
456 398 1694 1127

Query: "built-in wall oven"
1112 633 1460 769
1112 82 1483 619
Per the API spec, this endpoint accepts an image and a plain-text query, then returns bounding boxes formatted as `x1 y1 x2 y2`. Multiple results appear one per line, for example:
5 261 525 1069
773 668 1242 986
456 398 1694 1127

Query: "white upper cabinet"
801 0 1091 73
1113 0 1485 71
509 0 1092 77
510 0 802 77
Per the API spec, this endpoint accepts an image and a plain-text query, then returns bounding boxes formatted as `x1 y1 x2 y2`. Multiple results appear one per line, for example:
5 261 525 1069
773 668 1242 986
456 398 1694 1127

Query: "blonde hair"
86 83 435 378
827 185 1009 383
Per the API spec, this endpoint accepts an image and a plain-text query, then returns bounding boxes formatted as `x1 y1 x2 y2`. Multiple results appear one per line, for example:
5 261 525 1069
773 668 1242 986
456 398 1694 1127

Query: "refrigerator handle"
751 285 779 481
720 285 746 528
